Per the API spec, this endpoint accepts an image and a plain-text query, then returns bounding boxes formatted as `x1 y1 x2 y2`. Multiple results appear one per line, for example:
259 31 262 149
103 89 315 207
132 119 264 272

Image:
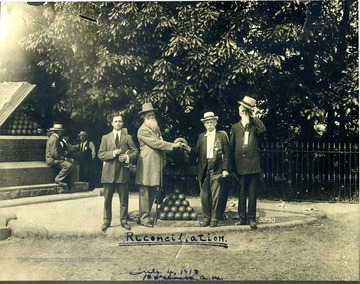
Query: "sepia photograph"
0 1 358 282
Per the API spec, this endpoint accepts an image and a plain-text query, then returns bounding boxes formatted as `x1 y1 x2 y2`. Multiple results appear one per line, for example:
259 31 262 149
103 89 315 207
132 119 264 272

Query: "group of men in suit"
45 126 96 190
181 95 266 229
98 104 183 231
46 95 266 232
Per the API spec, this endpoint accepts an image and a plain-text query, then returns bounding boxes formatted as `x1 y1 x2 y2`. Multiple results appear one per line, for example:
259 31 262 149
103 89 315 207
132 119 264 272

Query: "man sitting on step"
45 123 73 187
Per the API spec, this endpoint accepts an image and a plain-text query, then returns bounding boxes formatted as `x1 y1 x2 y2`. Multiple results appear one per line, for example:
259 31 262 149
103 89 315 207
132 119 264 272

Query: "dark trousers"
52 160 73 183
219 178 229 218
79 160 94 190
201 159 222 222
139 185 157 223
238 173 259 222
103 183 129 225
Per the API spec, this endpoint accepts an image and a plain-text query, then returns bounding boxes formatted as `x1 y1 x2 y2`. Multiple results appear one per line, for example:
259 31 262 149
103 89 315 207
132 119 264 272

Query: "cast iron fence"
258 142 359 201
163 142 359 202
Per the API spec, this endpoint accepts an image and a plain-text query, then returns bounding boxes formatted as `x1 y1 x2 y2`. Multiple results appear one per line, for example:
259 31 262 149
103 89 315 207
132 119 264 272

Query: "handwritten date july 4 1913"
130 267 223 281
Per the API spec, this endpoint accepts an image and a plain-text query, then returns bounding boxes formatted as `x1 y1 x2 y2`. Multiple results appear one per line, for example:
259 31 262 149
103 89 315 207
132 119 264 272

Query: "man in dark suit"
230 96 266 229
182 112 230 227
98 113 139 232
45 123 73 187
77 131 96 190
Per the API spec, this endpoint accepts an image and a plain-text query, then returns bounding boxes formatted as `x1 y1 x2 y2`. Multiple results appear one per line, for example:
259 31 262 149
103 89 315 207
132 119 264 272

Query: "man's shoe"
235 219 247 226
121 223 131 230
221 214 228 220
249 220 258 229
210 221 218 227
55 180 67 187
199 220 210 227
148 216 155 225
101 223 110 232
142 222 153 228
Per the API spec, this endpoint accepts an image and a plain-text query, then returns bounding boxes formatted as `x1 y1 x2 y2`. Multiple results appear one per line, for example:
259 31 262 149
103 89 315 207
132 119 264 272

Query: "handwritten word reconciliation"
119 232 228 248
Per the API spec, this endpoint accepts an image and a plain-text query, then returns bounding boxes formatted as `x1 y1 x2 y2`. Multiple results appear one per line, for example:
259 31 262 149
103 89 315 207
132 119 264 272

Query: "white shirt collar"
205 130 216 137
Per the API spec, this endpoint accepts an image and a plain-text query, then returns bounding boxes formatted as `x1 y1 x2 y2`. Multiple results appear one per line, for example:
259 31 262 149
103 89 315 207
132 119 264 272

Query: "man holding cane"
135 103 182 228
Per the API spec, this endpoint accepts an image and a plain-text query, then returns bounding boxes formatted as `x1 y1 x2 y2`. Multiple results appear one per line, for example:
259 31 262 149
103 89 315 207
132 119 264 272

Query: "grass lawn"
0 208 358 281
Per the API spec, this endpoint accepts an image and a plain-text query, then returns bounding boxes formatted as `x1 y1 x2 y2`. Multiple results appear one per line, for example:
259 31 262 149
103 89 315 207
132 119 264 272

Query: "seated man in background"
45 123 74 187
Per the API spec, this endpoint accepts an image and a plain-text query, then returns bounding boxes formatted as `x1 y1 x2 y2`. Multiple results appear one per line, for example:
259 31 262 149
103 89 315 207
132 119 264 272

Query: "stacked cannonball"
158 188 198 221
0 111 43 136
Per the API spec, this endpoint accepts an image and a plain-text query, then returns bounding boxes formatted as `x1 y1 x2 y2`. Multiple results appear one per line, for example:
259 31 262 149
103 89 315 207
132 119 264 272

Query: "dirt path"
0 210 358 281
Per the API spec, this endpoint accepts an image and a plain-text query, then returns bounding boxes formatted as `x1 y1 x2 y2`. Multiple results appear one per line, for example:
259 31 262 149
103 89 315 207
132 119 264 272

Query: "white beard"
241 114 250 125
145 118 159 132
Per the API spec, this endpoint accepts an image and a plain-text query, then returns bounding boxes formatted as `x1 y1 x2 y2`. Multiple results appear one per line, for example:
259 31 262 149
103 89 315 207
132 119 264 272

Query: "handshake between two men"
173 137 229 179
172 138 191 153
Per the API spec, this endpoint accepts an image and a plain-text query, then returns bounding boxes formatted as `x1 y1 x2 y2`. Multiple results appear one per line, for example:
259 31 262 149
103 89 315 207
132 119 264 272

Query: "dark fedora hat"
138 102 158 115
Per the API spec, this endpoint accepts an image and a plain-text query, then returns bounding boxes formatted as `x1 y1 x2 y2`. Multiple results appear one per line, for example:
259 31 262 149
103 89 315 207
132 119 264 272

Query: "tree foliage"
18 1 358 144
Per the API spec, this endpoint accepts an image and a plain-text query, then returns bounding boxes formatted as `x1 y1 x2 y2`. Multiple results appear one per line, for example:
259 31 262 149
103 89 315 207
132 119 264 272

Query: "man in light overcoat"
135 103 182 227
98 113 139 232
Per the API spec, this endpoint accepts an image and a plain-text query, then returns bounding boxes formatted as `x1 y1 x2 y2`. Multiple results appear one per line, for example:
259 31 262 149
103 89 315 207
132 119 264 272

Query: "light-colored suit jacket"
45 133 66 166
98 128 138 184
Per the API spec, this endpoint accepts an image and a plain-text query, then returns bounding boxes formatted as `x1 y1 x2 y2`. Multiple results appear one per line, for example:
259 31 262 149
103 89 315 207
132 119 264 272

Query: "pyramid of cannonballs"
0 110 43 136
158 188 198 221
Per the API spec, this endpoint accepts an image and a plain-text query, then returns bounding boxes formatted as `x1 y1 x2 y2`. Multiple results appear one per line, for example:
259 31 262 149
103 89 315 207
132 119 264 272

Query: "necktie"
80 143 83 152
115 133 120 148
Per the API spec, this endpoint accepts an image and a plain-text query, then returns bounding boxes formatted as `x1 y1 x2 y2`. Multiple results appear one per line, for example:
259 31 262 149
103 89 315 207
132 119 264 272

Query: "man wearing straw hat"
45 123 73 187
135 102 182 228
182 111 230 228
230 96 266 229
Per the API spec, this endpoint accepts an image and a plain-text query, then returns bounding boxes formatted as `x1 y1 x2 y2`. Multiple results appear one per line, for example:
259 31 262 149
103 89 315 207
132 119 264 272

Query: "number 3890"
258 217 276 223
